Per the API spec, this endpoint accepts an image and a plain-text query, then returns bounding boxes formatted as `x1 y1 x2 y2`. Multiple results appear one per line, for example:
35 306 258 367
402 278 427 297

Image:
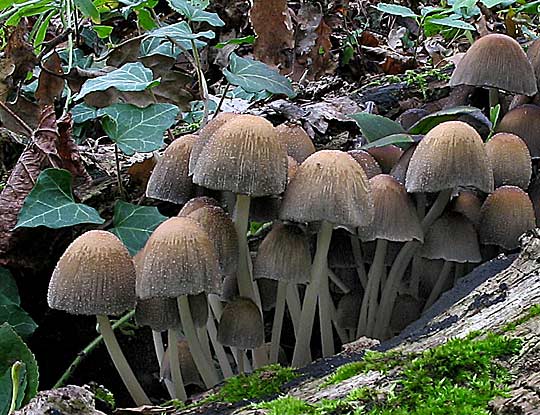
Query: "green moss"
323 350 404 386
212 364 297 403
501 304 540 332
253 396 313 415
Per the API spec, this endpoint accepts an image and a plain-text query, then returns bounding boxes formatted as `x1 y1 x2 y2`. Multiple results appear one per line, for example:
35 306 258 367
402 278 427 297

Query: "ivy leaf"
361 133 416 149
74 0 100 23
349 113 405 142
76 63 160 100
408 106 480 134
146 21 215 42
71 103 98 123
216 35 256 49
100 103 179 155
375 3 418 18
0 323 38 406
15 169 105 229
0 268 19 306
426 15 476 31
0 305 37 340
223 53 295 98
141 22 213 58
0 363 26 415
167 0 225 26
110 201 167 255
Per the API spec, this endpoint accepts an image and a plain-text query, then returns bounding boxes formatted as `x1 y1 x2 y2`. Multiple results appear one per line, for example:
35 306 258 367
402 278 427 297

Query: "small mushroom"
178 196 220 217
496 104 540 158
485 133 531 190
275 123 316 163
366 145 403 174
348 150 382 179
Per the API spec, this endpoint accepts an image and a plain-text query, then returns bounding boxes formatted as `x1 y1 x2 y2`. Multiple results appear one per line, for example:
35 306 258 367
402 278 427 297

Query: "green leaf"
490 104 501 127
426 15 476 31
16 169 105 229
0 363 26 415
32 10 53 53
375 3 418 18
216 35 256 49
223 53 295 98
71 103 99 123
408 106 480 134
481 0 514 7
100 103 179 155
136 8 157 30
0 268 19 306
74 0 100 22
0 305 37 339
146 21 215 42
167 0 224 25
349 113 405 142
0 323 38 406
140 22 213 58
361 133 415 149
76 62 160 100
110 201 167 255
93 25 113 38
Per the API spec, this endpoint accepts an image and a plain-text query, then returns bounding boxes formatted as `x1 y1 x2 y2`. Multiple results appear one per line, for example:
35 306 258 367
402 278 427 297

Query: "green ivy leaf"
76 63 160 100
0 268 19 306
0 323 38 407
16 169 105 229
480 0 512 7
224 53 295 98
361 133 416 149
74 0 100 23
100 103 179 155
408 106 480 135
141 22 213 58
93 25 113 38
110 201 167 255
216 35 256 49
0 363 26 415
71 103 98 123
0 305 37 340
167 0 224 26
349 113 405 143
426 15 476 31
375 3 418 18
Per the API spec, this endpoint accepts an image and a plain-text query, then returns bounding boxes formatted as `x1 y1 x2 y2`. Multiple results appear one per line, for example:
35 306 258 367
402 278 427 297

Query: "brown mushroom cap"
187 205 238 278
280 150 374 227
146 134 196 204
137 217 221 299
48 230 136 316
348 150 382 179
366 145 403 174
420 212 481 263
189 112 238 174
527 38 540 89
221 274 239 302
135 297 181 332
188 292 209 328
254 223 311 284
192 115 288 197
449 33 537 95
451 190 482 227
405 121 493 193
336 292 361 330
257 278 278 311
178 196 220 217
358 174 423 242
485 133 531 190
217 297 264 349
275 123 316 163
479 185 536 250
390 144 416 185
161 339 203 388
496 105 540 158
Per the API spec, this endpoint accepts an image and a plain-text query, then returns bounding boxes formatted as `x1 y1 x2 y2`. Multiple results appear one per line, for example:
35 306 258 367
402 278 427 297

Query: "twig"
115 144 126 198
213 82 231 119
0 101 33 135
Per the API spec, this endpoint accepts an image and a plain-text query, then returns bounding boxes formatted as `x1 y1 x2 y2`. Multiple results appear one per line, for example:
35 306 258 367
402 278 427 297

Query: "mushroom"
357 174 423 338
348 150 382 179
366 145 403 174
253 223 311 363
275 123 316 163
48 230 150 406
449 33 537 108
451 190 482 227
280 150 373 366
178 196 220 217
485 133 531 190
390 144 416 186
161 338 203 389
137 217 221 389
217 297 264 373
479 186 536 251
146 134 196 204
496 105 540 158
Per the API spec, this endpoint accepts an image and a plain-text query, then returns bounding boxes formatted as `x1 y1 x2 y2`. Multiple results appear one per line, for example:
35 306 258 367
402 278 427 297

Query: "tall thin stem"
269 281 288 363
423 261 454 311
114 144 126 198
234 194 256 300
167 329 187 401
319 270 334 357
206 314 234 378
152 330 165 370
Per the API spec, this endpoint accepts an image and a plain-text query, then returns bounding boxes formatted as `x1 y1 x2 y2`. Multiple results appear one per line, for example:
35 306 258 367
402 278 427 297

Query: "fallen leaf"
4 23 38 85
35 52 65 107
127 156 157 187
0 96 40 136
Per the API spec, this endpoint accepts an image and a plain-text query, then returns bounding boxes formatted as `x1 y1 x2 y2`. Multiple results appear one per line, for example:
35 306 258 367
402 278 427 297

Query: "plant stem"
269 281 288 363
190 39 209 128
167 329 187 401
54 310 135 388
319 270 334 357
350 236 368 289
328 269 350 294
234 194 257 300
177 296 220 388
213 83 231 119
96 315 150 406
114 144 126 198
291 220 334 368
9 361 23 414
423 261 454 312
152 330 165 370
286 285 301 337
206 313 234 378
489 88 499 110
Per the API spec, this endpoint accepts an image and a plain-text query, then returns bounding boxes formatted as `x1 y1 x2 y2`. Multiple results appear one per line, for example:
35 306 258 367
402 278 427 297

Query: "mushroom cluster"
47 33 540 404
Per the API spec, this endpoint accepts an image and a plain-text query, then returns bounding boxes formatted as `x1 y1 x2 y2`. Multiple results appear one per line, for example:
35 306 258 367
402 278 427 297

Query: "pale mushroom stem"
197 326 213 363
291 220 334 368
238 350 246 374
319 270 335 357
423 261 454 312
177 296 220 388
269 281 288 364
357 239 388 338
206 314 234 378
286 285 301 337
373 189 453 339
96 315 151 406
167 329 188 401
328 269 350 294
152 330 165 370
350 236 368 289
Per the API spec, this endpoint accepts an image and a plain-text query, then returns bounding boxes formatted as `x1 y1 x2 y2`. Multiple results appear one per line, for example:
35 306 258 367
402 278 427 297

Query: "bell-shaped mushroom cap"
137 217 221 299
135 297 181 332
328 229 359 268
48 230 136 316
449 34 537 96
527 38 540 88
217 297 264 349
405 121 493 193
275 123 316 163
254 223 311 284
146 134 196 204
187 205 238 277
496 105 540 158
189 112 238 174
528 178 540 227
485 133 531 190
287 156 299 182
366 145 403 174
178 196 220 217
336 292 361 330
390 294 423 333
390 144 416 185
451 190 482 226
348 150 382 179
257 278 277 311
358 175 423 242
419 212 481 263
161 339 203 388
221 274 238 302
280 150 374 227
188 292 209 328
479 186 536 250
192 115 288 197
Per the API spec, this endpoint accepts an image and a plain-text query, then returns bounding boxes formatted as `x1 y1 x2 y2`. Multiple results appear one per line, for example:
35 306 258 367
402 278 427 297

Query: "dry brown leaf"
250 0 294 69
4 22 38 84
36 52 65 107
307 19 336 79
127 156 157 187
0 96 40 135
